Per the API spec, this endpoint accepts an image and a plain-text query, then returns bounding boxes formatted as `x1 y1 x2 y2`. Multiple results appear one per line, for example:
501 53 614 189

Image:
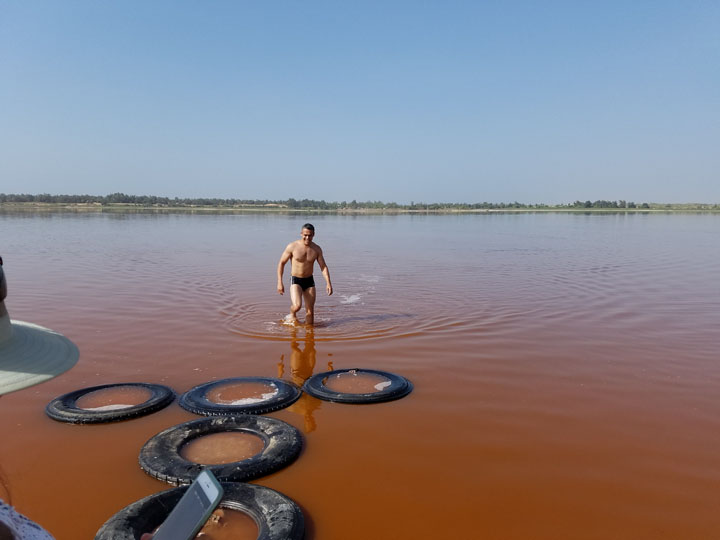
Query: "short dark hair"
302 223 315 232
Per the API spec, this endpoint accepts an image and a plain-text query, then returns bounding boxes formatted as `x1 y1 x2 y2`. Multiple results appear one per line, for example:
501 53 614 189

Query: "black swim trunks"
291 275 315 291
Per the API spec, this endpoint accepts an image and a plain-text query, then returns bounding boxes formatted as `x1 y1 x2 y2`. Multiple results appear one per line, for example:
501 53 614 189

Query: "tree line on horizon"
0 192 540 208
0 192 715 210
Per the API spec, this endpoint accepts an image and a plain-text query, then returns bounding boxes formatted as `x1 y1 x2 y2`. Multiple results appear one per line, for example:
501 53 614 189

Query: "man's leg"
303 287 317 325
288 284 303 323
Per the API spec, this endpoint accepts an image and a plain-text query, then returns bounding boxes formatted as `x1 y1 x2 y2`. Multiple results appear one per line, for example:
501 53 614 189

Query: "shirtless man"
277 223 332 325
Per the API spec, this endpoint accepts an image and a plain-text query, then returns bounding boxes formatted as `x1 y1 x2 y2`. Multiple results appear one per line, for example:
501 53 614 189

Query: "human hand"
326 284 333 296
277 283 284 295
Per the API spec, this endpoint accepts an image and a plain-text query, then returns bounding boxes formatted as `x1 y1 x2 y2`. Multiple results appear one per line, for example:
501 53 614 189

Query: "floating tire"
179 377 301 416
95 481 305 540
139 415 303 485
303 368 413 404
45 383 175 424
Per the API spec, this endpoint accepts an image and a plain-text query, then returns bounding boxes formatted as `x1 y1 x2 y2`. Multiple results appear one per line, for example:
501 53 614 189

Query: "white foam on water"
341 294 362 304
216 382 279 405
82 404 134 411
374 381 392 391
225 390 278 405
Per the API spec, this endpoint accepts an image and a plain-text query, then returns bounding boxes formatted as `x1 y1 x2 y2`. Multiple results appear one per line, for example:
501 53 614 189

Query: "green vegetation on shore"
0 193 718 212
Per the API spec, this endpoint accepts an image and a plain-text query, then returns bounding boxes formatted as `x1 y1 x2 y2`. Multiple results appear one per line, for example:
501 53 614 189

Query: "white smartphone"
151 469 224 540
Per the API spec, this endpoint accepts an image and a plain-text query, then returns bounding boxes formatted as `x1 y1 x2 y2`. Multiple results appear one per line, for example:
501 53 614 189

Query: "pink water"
1 211 719 539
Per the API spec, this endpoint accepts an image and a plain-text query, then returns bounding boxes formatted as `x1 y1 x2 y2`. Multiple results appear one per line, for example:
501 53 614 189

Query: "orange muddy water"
207 381 280 405
1 211 719 539
76 385 153 411
180 432 266 465
322 371 391 394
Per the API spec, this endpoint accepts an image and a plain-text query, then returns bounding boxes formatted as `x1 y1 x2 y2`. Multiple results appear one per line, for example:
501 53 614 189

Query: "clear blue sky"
1 1 718 204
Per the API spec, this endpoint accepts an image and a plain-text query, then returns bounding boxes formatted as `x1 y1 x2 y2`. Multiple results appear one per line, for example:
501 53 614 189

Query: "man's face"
301 228 314 245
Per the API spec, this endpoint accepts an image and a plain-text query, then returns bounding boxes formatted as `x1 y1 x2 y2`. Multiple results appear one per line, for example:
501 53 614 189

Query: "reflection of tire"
45 383 175 424
303 368 413 404
179 377 301 416
94 481 305 540
139 415 303 485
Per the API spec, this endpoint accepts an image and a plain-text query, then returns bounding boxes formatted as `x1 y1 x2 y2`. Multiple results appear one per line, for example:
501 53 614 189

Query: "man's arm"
317 250 333 296
277 244 293 295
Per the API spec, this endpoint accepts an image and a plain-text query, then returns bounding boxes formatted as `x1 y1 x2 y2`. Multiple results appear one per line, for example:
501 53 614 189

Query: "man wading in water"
277 223 333 325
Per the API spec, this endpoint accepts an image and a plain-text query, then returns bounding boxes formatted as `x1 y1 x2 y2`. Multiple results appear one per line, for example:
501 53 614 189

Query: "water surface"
1 211 719 539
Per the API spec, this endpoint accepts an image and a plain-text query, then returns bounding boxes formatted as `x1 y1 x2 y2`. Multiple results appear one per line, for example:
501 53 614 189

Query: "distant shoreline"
1 201 718 214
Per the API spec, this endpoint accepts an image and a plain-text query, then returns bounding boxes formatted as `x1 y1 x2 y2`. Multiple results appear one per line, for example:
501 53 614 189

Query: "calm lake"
1 210 719 539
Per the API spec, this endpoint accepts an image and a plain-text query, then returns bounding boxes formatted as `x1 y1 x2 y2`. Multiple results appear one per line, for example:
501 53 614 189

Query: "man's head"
301 224 315 245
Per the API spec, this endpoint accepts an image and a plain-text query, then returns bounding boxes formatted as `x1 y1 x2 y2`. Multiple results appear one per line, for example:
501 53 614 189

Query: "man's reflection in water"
277 327 329 433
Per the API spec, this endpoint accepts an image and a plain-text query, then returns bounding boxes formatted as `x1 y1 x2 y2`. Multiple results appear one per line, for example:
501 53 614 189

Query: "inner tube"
179 377 301 416
45 383 175 424
303 368 413 404
94 481 304 540
139 415 303 485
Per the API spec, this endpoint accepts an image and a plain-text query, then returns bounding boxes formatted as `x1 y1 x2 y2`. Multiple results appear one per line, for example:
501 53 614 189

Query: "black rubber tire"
139 415 303 485
94 481 305 540
45 383 175 424
302 368 413 404
179 377 301 416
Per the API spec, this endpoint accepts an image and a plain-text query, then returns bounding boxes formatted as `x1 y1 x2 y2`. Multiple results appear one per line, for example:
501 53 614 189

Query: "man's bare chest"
292 245 318 263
